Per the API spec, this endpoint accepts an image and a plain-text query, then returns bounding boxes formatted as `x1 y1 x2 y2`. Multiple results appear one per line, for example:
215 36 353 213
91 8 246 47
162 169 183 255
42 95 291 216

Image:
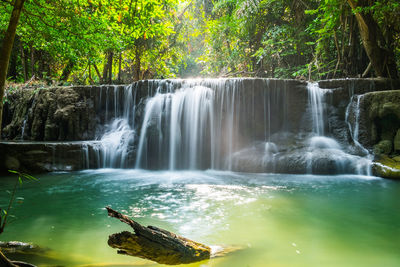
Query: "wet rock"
231 140 370 175
0 241 50 267
392 156 400 162
372 156 400 179
0 242 40 254
0 141 91 173
347 90 400 150
318 78 400 92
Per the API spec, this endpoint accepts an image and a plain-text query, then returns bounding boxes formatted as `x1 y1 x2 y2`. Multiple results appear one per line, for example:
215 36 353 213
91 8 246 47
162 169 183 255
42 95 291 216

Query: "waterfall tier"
3 78 398 174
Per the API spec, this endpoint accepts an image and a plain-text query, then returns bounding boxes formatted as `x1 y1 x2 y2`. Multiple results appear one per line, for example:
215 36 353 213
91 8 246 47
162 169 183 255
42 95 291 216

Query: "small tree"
0 170 37 267
0 0 26 137
0 170 37 235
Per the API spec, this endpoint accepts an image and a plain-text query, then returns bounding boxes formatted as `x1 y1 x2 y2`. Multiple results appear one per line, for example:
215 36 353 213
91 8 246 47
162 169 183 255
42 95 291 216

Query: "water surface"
1 170 399 266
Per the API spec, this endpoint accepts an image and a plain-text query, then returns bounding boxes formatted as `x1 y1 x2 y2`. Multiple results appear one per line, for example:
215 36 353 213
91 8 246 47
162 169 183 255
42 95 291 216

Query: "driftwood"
106 207 211 265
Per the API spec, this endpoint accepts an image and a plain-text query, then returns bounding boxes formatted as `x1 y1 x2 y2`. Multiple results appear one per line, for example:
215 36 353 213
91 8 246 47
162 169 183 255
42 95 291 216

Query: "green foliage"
1 0 400 81
1 0 182 83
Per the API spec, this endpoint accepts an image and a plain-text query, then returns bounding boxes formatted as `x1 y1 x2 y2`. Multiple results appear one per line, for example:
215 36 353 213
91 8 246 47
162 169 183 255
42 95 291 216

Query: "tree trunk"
118 52 122 83
102 51 109 83
102 50 113 84
37 51 44 79
30 45 35 79
60 60 75 81
0 0 26 138
134 46 141 81
20 43 28 82
107 51 113 84
106 207 211 265
88 64 94 84
8 40 18 80
347 0 398 78
93 63 102 83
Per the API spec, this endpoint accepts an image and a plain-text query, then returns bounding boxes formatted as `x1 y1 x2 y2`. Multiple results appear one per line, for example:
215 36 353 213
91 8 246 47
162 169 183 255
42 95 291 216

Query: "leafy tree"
1 0 400 86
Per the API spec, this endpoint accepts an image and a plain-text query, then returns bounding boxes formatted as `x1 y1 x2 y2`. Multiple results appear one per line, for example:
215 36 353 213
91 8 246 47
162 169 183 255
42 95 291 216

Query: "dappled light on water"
0 170 399 267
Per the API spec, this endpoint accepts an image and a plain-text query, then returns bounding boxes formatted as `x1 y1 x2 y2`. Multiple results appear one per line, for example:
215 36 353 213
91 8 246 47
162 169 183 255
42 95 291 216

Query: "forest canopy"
1 0 400 85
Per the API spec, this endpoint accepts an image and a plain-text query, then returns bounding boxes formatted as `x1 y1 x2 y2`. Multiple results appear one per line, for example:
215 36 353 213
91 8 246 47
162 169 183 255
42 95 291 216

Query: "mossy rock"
373 140 393 155
372 156 400 179
394 129 400 151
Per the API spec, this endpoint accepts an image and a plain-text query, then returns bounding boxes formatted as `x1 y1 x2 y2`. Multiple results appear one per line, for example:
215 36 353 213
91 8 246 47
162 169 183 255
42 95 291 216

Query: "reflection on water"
0 170 399 266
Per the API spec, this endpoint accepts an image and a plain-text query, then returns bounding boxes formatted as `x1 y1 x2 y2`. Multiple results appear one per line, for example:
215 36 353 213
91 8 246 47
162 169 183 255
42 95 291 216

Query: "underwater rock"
372 156 400 179
106 207 211 265
0 241 39 253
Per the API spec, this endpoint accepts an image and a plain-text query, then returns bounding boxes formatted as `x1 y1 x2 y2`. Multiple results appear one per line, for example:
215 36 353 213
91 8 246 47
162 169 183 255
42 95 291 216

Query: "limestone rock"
2 86 98 141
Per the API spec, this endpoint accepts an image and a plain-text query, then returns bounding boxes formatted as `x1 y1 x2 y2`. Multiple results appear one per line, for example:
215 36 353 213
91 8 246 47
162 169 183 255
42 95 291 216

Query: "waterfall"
345 94 372 175
134 79 283 170
135 84 214 170
307 82 326 135
345 95 364 147
305 82 371 175
85 84 138 168
78 79 373 175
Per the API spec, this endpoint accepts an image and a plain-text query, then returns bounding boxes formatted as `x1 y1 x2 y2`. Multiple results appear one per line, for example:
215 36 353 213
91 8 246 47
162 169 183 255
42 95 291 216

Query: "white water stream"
79 79 372 175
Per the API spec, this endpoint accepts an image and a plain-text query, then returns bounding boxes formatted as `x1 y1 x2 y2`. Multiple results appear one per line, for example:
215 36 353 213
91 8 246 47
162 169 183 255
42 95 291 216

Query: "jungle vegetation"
0 0 400 85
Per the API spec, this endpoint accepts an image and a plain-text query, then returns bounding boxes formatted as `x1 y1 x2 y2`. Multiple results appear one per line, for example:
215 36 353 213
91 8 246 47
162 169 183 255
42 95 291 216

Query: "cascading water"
345 95 369 154
81 78 372 175
133 79 295 171
307 82 326 135
135 84 214 170
85 84 138 168
305 82 371 175
345 94 373 175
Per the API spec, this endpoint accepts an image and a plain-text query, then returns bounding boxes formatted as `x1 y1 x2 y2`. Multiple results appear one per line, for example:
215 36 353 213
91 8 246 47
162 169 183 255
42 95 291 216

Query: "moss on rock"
373 140 393 155
372 156 400 179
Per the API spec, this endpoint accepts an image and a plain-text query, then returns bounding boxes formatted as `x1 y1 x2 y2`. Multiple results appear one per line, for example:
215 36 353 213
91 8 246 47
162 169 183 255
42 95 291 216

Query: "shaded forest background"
1 0 400 85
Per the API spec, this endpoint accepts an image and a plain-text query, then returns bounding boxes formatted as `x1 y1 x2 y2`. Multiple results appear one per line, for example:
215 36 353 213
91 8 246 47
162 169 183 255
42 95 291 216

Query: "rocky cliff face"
349 90 400 151
1 78 400 178
345 90 400 178
2 86 97 141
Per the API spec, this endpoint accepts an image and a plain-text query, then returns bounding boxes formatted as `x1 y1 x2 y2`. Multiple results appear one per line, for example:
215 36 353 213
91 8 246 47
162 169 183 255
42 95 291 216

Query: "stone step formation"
1 78 400 178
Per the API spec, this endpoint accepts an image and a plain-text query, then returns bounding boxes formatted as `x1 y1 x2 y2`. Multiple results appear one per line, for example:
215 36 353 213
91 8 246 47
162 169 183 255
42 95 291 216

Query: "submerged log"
106 207 211 265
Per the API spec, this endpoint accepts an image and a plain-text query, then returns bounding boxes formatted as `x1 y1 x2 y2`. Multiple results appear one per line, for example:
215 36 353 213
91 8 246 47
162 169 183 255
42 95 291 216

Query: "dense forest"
1 0 400 86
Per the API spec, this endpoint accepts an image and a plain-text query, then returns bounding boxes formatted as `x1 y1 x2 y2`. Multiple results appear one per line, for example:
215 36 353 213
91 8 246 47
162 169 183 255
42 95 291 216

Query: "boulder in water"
372 156 400 179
